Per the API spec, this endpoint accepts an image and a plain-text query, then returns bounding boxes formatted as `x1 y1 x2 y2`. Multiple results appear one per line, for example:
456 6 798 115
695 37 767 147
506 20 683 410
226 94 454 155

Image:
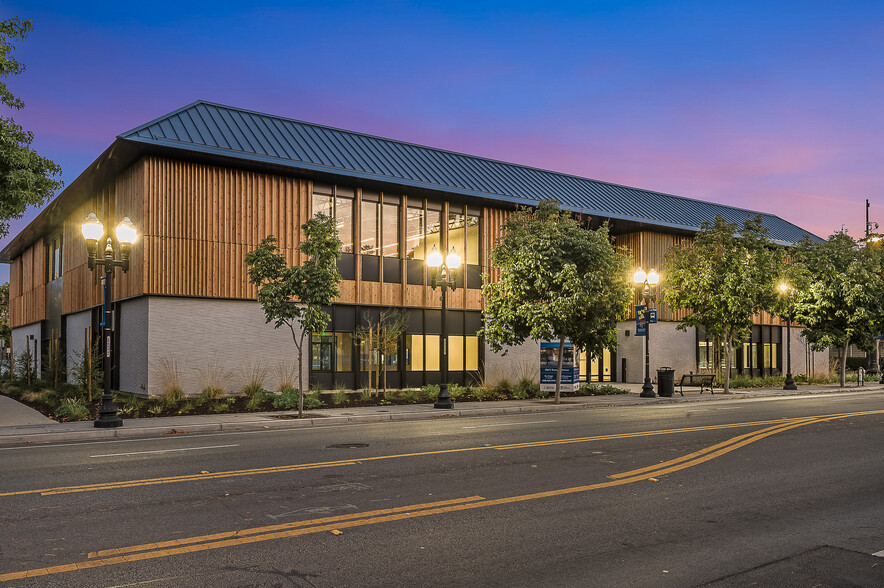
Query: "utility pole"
866 199 880 376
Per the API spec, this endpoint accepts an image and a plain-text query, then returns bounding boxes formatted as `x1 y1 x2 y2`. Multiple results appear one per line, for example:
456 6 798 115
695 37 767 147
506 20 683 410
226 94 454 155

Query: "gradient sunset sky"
1 1 882 283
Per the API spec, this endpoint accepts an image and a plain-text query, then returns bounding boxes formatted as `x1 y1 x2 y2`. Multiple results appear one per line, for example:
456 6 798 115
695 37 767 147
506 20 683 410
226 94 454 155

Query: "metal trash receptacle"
657 367 675 397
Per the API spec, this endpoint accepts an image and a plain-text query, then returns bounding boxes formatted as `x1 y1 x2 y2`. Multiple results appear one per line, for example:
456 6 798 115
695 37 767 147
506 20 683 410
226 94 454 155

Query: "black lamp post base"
639 379 656 398
95 394 123 428
434 385 454 409
94 413 123 428
783 373 797 391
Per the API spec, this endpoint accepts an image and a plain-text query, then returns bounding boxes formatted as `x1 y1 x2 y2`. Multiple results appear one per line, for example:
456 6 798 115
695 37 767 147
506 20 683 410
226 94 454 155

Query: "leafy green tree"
793 233 884 387
481 200 632 404
663 215 781 393
244 213 342 416
0 282 9 344
0 18 63 238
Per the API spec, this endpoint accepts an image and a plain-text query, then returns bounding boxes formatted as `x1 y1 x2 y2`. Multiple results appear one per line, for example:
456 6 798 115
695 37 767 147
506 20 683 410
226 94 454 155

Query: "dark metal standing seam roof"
119 100 820 244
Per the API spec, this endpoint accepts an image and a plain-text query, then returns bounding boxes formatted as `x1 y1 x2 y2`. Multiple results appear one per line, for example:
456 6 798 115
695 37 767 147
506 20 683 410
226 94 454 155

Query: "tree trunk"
555 335 565 405
840 344 848 388
723 335 732 394
293 326 305 418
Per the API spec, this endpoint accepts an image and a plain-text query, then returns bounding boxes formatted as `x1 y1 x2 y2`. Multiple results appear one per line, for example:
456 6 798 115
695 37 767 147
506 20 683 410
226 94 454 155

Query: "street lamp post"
81 213 137 428
633 266 659 398
778 283 798 391
427 244 461 409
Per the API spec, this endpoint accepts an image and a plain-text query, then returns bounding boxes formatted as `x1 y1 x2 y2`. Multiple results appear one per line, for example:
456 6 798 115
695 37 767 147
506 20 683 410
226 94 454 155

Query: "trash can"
657 367 675 397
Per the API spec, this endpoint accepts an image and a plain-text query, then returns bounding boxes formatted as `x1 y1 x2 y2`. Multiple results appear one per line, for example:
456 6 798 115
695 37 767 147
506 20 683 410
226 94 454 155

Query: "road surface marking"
4 409 882 583
89 444 239 458
873 549 884 558
1 414 873 497
462 420 557 429
106 575 187 587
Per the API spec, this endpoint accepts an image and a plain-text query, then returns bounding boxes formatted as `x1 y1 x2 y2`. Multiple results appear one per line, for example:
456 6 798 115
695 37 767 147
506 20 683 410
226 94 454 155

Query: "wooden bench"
677 373 715 396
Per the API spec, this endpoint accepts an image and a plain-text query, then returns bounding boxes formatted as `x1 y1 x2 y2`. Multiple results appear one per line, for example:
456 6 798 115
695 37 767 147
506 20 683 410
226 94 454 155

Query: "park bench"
677 373 715 396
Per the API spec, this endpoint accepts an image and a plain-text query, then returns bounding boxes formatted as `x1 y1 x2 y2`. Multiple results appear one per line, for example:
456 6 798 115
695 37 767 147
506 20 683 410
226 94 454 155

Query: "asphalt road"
1 392 883 587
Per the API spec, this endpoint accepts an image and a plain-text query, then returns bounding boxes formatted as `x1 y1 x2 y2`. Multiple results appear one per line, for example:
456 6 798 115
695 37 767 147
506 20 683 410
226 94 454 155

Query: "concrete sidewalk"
1 382 882 447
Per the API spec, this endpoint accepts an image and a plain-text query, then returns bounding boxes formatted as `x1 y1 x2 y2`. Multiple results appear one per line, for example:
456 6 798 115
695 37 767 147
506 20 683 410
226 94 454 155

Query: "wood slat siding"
143 157 304 300
140 156 487 311
7 156 789 333
62 163 146 315
614 231 692 323
9 239 45 327
482 207 510 285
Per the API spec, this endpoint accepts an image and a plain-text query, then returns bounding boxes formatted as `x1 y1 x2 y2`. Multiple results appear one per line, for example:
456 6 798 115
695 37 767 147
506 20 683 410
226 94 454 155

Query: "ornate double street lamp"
778 283 798 391
81 213 138 428
633 266 659 398
427 244 461 409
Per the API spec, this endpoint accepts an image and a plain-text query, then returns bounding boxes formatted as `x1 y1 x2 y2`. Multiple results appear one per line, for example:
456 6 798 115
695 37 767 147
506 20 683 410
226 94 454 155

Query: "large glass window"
335 333 353 372
742 343 757 369
406 334 424 371
426 208 442 257
763 343 778 369
465 336 479 371
312 184 353 253
425 335 440 371
466 213 480 265
311 334 334 371
449 335 464 371
448 208 466 259
406 206 425 260
337 195 354 253
312 184 333 217
382 201 400 258
47 236 62 281
361 193 379 255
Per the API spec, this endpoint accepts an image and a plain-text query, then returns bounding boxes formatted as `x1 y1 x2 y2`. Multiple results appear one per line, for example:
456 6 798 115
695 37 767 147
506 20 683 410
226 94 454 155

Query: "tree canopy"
481 200 632 403
792 233 884 386
663 215 781 392
244 213 341 415
0 17 63 238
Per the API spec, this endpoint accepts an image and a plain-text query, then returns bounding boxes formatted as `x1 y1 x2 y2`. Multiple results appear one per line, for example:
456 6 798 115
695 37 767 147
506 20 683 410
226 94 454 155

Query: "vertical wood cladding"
61 163 145 315
8 155 789 331
614 231 692 323
140 157 487 310
9 239 45 326
143 157 304 300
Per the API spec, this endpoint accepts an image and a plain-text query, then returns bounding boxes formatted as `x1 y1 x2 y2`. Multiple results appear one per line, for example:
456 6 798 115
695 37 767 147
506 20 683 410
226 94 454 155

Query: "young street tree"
481 200 632 404
0 17 63 238
244 213 341 416
793 233 884 387
664 215 781 393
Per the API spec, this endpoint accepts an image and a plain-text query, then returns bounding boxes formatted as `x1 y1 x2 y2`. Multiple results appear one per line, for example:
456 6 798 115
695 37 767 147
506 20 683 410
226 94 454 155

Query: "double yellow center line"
1 409 881 583
1 416 808 497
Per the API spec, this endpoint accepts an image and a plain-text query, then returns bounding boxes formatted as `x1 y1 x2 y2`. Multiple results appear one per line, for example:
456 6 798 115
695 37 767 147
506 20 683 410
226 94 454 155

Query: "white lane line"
873 549 884 558
462 420 557 429
107 576 187 587
90 444 239 458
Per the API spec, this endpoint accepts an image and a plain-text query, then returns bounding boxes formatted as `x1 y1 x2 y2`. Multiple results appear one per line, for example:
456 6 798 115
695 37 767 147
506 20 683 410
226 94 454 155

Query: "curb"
1 386 881 447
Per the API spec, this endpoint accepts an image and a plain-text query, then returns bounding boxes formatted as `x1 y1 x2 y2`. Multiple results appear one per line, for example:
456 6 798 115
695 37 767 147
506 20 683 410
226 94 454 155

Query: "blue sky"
2 0 883 282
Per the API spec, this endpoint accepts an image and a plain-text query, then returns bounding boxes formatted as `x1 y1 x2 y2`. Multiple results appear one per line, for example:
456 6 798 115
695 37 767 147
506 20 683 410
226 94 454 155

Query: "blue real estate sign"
540 341 579 393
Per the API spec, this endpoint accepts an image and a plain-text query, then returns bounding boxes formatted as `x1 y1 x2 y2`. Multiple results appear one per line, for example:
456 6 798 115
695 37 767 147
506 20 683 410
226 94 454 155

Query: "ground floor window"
310 304 482 389
696 325 782 377
578 348 615 382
